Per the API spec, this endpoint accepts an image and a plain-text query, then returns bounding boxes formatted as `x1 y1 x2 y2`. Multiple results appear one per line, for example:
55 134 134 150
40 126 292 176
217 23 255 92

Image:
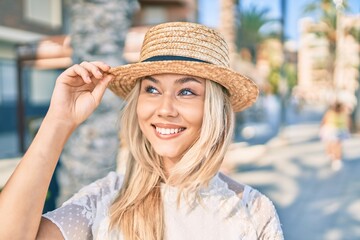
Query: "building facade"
0 0 64 158
296 15 360 110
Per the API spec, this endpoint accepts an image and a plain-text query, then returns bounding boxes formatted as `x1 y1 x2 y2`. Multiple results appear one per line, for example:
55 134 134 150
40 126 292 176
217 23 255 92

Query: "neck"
162 156 178 176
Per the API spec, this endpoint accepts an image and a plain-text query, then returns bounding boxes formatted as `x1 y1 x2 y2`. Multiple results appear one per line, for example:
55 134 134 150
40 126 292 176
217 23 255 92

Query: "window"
0 59 18 158
0 60 17 104
24 0 62 29
27 69 58 105
142 6 167 25
22 67 62 149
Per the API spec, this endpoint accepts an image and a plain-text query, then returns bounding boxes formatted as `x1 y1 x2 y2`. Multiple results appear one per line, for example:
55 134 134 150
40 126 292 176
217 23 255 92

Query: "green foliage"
236 4 275 62
268 63 298 95
348 25 360 43
303 0 350 54
302 0 350 83
285 63 298 91
268 66 281 94
236 3 298 96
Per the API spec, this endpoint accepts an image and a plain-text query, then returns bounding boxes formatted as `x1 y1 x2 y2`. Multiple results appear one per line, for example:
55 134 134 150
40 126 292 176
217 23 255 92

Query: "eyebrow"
143 76 203 85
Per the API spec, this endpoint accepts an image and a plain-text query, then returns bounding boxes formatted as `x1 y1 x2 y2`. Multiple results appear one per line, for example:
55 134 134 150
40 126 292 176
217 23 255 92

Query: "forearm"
0 114 75 239
0 61 111 239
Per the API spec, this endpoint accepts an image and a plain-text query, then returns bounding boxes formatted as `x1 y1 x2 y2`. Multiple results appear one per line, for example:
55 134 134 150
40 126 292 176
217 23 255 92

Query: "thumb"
91 74 114 105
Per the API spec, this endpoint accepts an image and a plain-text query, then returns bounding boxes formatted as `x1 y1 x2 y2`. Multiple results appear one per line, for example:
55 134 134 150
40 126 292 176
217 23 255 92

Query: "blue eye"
145 86 159 94
179 88 195 96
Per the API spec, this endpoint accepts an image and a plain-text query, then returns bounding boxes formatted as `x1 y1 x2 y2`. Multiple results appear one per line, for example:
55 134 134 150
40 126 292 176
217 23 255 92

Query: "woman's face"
137 73 205 170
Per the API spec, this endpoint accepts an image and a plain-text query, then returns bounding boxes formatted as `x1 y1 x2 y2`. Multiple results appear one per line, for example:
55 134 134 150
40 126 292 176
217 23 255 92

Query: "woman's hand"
0 61 115 240
47 61 114 129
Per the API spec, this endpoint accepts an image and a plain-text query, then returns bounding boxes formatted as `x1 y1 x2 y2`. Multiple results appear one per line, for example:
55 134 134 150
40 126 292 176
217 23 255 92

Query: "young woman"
320 102 351 170
0 22 283 239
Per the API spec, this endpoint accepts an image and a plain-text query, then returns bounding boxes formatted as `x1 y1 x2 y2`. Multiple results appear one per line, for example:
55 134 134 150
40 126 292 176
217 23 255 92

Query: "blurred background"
0 0 359 239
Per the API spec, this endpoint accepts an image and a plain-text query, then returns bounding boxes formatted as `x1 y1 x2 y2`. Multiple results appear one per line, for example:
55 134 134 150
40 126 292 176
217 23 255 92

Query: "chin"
155 149 183 162
159 153 181 160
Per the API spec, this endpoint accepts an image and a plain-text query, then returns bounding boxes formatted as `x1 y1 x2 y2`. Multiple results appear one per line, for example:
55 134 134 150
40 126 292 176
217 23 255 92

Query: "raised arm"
0 61 114 240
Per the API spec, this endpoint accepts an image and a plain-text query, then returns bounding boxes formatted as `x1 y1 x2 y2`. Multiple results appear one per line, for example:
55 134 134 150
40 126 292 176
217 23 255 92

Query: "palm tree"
220 0 237 65
348 23 360 131
303 0 349 83
303 0 360 131
235 4 275 63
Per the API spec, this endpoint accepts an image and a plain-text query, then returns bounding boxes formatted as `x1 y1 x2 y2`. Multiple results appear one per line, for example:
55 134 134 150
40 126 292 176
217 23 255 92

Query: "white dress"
43 171 283 240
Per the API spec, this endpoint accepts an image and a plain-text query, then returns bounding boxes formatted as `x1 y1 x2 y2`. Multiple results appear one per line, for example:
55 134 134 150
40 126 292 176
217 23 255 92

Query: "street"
227 105 360 240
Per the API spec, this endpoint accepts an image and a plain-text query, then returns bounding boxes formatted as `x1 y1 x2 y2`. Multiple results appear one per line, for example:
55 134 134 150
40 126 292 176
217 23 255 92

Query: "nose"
157 94 178 118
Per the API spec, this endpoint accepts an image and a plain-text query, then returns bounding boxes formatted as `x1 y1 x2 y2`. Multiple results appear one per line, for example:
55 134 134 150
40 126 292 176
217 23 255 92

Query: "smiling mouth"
154 126 186 135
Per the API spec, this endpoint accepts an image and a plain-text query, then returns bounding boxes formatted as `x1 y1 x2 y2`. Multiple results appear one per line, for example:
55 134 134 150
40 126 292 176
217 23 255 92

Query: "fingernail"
86 76 91 82
97 70 103 77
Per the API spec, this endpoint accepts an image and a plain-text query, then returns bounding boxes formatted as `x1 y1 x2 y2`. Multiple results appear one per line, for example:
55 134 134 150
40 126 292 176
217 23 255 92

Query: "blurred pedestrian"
320 101 351 170
0 22 283 239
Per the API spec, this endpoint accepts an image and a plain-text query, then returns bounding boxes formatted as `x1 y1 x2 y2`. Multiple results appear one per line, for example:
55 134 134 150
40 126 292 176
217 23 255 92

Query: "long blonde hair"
109 78 234 239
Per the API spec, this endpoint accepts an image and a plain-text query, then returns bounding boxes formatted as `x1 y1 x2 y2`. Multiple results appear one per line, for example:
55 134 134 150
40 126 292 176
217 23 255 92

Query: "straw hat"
109 22 258 112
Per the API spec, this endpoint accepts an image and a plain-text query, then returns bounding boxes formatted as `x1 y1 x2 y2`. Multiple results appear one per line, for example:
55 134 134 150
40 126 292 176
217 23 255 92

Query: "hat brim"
108 61 259 112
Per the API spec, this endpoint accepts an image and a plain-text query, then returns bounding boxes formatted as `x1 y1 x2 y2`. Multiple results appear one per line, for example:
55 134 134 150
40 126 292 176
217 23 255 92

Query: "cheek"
136 98 155 128
137 97 148 118
183 102 204 128
194 109 204 128
136 99 146 127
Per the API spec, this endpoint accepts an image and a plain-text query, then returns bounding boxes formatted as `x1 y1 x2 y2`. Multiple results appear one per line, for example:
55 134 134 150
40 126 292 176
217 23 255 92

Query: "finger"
91 74 114 105
63 64 92 84
89 61 111 72
80 61 104 79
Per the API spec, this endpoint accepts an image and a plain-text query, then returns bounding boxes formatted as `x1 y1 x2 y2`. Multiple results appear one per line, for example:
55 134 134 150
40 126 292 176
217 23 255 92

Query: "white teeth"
156 127 184 135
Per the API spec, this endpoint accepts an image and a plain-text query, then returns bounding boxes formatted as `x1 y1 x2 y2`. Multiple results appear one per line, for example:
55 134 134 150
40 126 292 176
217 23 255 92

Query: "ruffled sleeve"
242 186 284 240
43 171 123 240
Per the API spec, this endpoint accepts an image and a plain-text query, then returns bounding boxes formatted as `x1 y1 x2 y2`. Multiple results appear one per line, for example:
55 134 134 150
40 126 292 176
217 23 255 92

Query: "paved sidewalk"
228 122 360 240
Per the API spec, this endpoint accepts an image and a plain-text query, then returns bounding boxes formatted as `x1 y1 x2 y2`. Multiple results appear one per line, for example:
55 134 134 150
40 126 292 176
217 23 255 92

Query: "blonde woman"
0 22 283 240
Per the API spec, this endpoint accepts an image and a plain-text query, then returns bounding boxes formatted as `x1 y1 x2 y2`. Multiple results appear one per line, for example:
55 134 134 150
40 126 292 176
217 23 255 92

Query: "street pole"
333 0 344 98
351 14 360 132
279 0 287 128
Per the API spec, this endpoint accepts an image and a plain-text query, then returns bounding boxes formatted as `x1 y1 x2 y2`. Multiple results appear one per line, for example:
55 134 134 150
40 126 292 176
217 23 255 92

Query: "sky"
198 0 360 43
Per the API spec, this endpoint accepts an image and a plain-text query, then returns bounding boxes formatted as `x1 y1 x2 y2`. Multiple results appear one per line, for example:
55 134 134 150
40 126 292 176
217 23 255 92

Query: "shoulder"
218 172 264 206
324 110 335 118
218 172 277 214
218 172 245 198
218 172 284 239
62 171 124 206
90 171 124 191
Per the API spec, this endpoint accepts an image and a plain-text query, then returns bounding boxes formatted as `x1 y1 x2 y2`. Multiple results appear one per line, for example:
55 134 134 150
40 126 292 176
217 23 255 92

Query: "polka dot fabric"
43 172 123 239
44 204 92 239
43 171 283 240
